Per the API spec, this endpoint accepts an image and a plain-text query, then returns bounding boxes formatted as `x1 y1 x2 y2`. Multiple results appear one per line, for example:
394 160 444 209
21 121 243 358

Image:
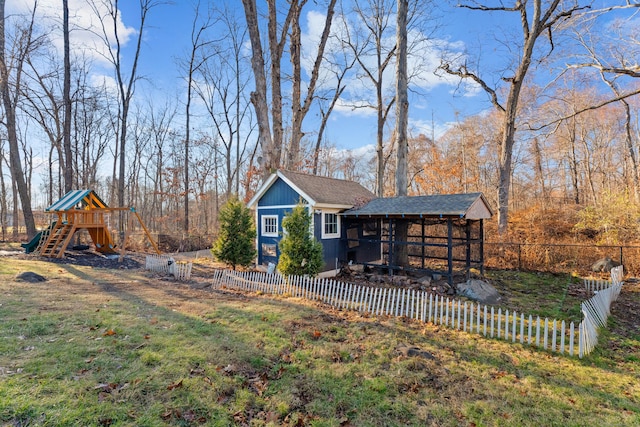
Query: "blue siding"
256 178 304 267
255 177 342 272
314 212 340 271
256 208 288 266
259 178 308 207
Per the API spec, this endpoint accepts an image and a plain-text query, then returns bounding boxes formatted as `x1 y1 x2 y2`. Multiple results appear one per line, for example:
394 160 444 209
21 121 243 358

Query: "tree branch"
438 62 505 112
527 88 640 131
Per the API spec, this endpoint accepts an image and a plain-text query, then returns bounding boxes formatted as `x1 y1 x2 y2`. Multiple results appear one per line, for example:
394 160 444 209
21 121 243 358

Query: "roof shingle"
279 170 375 207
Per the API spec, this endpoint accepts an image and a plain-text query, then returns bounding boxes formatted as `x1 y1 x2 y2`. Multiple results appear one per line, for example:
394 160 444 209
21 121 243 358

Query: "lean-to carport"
340 193 493 285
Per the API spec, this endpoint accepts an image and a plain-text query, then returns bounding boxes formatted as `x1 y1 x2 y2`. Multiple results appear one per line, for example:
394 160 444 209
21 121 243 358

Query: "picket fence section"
146 254 174 275
171 262 193 281
210 266 624 358
578 265 624 357
145 254 193 281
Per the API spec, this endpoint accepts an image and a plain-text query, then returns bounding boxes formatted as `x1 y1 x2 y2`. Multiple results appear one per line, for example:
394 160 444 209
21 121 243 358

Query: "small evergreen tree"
278 204 324 277
211 197 256 270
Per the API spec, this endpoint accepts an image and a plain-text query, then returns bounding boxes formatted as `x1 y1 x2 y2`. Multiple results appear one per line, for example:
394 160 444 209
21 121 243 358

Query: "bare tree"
571 11 640 201
0 140 7 240
180 1 215 234
145 99 177 231
339 0 396 196
439 0 587 236
393 0 409 267
0 0 37 237
88 0 161 211
194 3 255 198
241 0 342 178
241 0 280 178
311 48 356 174
286 0 337 169
62 0 72 193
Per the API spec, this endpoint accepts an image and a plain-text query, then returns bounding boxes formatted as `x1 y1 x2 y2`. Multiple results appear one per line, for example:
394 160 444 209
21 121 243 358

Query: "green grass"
486 269 585 322
0 260 638 426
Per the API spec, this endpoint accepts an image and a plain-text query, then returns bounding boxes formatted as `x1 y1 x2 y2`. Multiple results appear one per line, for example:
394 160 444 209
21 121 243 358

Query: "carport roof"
341 192 493 220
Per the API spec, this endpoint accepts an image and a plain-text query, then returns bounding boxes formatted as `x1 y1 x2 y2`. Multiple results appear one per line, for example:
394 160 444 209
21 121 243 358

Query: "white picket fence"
579 265 624 357
171 261 193 281
210 265 624 358
145 254 192 281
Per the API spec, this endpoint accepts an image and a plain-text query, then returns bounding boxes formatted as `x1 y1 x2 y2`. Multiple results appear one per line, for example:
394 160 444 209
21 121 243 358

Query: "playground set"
22 189 160 258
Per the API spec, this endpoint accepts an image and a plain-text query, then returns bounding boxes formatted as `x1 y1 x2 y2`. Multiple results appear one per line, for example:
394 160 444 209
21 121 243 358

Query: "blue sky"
8 0 631 157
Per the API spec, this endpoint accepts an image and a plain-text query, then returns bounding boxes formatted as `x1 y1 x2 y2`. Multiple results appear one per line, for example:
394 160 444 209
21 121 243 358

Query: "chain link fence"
485 242 640 276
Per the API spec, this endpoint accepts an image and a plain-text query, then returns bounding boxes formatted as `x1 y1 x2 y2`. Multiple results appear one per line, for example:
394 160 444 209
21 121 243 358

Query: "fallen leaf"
98 417 113 426
182 410 196 422
190 366 205 376
103 329 116 337
144 334 151 339
167 379 183 391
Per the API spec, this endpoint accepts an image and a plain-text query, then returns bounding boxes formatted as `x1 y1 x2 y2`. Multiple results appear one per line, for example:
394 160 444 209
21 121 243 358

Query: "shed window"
262 215 278 237
322 212 340 239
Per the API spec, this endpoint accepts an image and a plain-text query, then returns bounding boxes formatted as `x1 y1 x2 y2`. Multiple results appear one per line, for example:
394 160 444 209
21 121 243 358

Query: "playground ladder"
35 227 52 253
40 223 74 258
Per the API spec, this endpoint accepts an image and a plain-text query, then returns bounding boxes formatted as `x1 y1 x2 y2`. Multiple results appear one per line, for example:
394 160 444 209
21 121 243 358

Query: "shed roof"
248 170 375 209
342 192 493 220
46 189 108 212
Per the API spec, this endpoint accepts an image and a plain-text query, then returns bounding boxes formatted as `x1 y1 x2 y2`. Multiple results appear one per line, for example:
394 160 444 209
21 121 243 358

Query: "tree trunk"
0 0 36 238
63 0 73 193
288 0 337 170
0 143 7 241
395 0 409 197
241 0 275 179
393 0 409 268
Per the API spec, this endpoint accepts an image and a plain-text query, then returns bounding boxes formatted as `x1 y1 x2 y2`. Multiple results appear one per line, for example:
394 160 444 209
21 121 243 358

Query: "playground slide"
21 231 43 254
22 221 57 254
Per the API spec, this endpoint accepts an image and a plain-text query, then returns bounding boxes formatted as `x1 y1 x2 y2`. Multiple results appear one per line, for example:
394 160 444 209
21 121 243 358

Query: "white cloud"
90 73 119 95
7 0 136 68
332 98 377 118
409 118 452 140
325 143 376 163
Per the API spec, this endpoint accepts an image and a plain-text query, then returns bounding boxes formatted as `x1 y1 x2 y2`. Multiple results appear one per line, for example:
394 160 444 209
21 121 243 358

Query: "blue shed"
247 170 375 273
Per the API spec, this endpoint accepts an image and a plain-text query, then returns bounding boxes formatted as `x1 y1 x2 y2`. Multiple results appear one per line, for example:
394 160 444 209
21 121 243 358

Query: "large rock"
15 271 47 283
456 279 501 305
591 257 621 273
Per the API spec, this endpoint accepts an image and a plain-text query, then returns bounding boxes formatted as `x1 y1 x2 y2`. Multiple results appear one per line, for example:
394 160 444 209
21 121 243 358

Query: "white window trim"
261 215 279 237
321 211 340 239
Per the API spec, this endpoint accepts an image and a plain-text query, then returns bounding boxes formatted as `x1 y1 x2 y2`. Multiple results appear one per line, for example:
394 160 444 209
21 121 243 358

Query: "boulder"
456 279 501 305
396 343 435 360
416 275 431 287
15 272 47 283
591 257 621 273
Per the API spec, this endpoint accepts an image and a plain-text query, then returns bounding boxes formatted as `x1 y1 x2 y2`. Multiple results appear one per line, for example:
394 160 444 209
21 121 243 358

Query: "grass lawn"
0 256 638 426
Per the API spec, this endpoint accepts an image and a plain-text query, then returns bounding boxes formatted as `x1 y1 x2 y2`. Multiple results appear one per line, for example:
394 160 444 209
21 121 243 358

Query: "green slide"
21 231 43 254
21 222 56 254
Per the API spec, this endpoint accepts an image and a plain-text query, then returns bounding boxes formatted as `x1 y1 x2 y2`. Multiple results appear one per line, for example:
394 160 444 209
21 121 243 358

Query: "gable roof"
46 189 108 212
342 192 493 220
247 170 375 209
